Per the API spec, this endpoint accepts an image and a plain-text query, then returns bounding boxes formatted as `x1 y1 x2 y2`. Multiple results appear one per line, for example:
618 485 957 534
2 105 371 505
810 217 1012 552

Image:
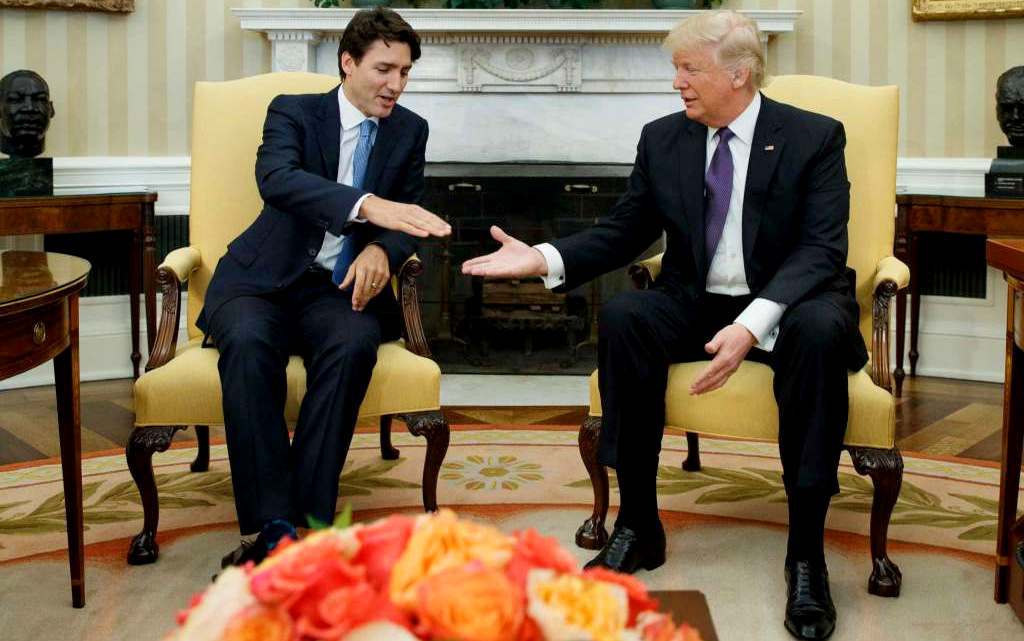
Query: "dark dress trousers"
198 88 428 534
551 95 869 526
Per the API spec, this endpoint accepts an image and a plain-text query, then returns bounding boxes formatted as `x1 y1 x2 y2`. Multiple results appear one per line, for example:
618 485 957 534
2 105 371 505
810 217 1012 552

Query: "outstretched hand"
461 226 548 279
358 196 451 238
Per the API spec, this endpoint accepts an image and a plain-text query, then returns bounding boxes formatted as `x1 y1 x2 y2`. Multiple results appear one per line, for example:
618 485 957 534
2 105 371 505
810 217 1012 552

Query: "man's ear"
732 66 751 90
340 51 356 78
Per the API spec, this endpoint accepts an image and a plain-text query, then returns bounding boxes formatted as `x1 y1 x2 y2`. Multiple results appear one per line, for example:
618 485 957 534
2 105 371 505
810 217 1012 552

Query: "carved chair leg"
575 416 609 550
126 425 184 565
682 431 702 471
380 415 399 460
190 425 210 472
848 445 904 597
400 411 449 512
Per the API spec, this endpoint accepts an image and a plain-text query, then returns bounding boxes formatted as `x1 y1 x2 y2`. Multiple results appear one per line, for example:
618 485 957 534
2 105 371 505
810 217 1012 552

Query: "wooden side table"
649 590 718 641
0 251 90 607
986 238 1024 623
0 191 158 378
894 194 1024 397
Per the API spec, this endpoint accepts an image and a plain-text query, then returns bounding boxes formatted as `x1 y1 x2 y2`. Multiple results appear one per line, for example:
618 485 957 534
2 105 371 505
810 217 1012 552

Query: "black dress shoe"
220 537 268 570
584 525 666 574
784 559 837 640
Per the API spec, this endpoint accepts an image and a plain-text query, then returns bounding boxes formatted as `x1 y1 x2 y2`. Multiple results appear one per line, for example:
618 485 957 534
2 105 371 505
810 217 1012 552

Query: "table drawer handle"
32 321 46 345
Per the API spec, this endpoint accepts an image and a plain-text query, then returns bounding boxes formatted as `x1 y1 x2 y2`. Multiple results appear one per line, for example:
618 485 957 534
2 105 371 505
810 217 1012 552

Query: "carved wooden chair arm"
145 246 201 372
869 256 910 391
628 252 665 290
397 254 430 357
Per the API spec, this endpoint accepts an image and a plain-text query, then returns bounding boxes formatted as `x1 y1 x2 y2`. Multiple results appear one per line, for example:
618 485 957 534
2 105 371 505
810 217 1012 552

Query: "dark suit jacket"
552 94 867 365
198 86 428 334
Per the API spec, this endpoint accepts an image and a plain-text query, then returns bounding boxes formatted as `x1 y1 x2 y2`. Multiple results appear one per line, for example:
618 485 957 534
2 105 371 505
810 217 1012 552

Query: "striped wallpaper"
0 0 1021 158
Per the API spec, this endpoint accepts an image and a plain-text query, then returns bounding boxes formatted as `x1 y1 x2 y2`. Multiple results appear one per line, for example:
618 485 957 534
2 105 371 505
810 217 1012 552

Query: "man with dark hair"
200 7 449 569
0 69 55 158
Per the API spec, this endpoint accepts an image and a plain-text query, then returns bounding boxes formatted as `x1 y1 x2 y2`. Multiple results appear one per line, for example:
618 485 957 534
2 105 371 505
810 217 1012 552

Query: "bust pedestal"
0 157 53 198
986 146 1024 198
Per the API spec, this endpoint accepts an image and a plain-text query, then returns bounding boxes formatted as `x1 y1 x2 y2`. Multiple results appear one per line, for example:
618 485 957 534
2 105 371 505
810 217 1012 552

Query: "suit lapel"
364 110 403 193
679 116 709 272
315 88 342 180
742 94 785 262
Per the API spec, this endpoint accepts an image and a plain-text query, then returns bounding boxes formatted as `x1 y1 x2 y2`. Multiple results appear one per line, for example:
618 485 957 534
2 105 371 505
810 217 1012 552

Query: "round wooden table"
0 251 90 607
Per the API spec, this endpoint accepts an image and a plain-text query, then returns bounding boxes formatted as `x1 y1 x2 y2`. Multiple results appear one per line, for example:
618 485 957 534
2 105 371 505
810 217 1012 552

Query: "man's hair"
337 7 421 80
662 10 765 91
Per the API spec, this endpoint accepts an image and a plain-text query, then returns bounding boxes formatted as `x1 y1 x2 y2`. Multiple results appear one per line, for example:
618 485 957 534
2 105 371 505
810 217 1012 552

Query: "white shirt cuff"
533 243 566 289
348 193 373 223
735 297 787 352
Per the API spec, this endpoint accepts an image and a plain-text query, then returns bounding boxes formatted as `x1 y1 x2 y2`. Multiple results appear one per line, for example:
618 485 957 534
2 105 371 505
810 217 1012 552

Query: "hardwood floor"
0 375 1005 467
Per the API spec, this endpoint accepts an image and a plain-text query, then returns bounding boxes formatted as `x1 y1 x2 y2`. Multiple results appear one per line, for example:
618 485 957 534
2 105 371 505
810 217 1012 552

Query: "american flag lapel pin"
764 144 775 151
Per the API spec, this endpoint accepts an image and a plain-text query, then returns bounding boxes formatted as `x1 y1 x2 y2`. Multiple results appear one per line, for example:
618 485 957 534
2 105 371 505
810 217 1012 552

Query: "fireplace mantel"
235 8 800 92
232 8 801 163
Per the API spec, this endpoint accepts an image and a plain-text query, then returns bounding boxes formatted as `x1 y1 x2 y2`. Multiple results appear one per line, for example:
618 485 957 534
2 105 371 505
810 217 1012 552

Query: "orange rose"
416 564 526 641
582 566 659 624
389 509 514 609
222 605 292 641
505 528 578 589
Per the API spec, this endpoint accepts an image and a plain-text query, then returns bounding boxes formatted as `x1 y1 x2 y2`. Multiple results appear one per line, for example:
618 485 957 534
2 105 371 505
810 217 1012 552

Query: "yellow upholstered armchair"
125 73 449 565
575 76 909 598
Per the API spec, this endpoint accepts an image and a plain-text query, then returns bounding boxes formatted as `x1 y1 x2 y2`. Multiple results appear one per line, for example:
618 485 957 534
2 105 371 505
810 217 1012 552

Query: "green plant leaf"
334 504 352 529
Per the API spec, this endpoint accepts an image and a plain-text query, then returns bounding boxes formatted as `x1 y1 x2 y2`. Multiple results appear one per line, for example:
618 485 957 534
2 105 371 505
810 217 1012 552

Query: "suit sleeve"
255 95 367 236
756 121 851 306
549 125 665 291
366 118 428 276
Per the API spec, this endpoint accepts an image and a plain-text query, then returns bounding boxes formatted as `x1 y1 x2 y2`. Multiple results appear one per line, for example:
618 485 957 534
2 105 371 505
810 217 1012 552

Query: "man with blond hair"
462 10 862 640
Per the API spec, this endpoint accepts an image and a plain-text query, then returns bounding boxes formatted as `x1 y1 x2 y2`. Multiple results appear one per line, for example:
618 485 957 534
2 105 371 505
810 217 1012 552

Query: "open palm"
461 226 547 278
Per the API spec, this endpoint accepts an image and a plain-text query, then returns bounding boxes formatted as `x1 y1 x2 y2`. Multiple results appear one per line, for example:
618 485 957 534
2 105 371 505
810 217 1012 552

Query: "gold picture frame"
0 0 133 11
913 0 1024 20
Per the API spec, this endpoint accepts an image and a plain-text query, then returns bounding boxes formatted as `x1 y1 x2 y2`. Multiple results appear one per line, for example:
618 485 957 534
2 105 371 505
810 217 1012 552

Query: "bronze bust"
0 70 55 159
997 66 1024 148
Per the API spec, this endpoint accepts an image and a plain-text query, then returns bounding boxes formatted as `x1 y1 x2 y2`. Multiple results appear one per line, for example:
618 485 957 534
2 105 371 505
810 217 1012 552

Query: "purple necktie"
704 127 735 264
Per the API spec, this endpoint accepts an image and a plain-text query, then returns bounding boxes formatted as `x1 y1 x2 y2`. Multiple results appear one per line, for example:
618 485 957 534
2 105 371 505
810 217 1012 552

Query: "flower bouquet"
168 509 703 641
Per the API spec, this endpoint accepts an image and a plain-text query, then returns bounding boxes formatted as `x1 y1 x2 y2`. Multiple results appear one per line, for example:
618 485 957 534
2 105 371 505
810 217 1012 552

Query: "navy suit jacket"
551 94 867 366
198 87 428 335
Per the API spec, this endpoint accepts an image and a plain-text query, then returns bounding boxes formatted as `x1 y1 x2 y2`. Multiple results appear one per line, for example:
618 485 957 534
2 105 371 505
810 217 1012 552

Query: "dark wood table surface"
0 191 158 378
894 194 1024 397
985 237 1024 624
650 590 718 641
0 251 90 607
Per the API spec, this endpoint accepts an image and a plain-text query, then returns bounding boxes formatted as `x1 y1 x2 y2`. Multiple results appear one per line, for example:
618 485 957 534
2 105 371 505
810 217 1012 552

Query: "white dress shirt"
312 88 378 272
535 92 786 351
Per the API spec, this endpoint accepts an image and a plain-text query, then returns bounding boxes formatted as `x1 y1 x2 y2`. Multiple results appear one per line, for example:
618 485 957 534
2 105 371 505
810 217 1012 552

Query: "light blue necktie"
332 118 377 286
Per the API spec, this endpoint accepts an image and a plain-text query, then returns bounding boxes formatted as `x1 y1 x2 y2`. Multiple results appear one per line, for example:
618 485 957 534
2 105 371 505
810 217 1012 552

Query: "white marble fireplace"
235 8 800 164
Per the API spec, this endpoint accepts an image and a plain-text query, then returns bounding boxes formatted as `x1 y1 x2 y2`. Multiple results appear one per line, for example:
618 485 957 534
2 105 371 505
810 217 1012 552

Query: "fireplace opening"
418 163 662 375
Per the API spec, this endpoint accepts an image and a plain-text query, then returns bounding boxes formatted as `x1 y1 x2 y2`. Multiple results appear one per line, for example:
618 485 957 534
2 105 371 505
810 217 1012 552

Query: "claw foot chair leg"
190 425 210 472
576 416 609 550
848 445 904 597
400 411 449 512
126 425 185 565
380 415 400 460
682 431 702 471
